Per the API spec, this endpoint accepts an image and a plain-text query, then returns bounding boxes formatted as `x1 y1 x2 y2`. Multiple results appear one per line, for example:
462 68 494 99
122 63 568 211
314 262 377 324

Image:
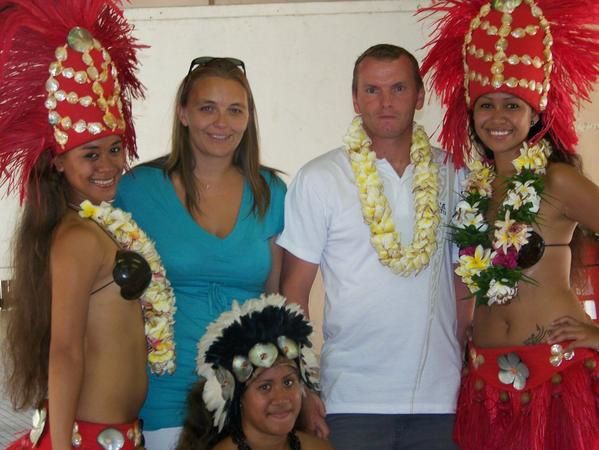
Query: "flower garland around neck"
78 200 176 375
452 140 552 306
344 116 441 276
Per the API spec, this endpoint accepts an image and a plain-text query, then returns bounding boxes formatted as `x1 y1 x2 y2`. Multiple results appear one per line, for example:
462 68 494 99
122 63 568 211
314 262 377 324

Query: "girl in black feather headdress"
176 294 334 450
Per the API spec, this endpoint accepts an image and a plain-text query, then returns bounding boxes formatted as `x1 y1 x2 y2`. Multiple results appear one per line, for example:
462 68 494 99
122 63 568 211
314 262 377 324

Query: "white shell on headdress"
248 342 279 368
277 336 300 360
232 355 254 382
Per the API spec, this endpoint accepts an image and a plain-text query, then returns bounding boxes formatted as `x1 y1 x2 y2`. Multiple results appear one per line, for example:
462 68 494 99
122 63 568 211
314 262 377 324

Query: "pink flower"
492 247 518 269
459 246 476 257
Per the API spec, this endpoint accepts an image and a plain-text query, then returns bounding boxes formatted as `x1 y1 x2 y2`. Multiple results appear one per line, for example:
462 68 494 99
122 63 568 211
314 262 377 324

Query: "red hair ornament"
0 0 145 202
420 0 599 168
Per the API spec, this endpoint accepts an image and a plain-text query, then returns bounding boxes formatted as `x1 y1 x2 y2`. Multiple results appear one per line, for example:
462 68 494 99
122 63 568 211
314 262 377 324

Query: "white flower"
453 200 487 230
465 159 495 196
513 141 551 174
494 210 531 252
506 180 541 213
344 116 371 150
498 352 529 391
486 279 517 305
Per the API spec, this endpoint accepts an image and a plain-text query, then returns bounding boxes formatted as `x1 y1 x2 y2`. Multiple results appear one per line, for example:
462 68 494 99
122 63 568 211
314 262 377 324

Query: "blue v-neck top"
114 165 286 430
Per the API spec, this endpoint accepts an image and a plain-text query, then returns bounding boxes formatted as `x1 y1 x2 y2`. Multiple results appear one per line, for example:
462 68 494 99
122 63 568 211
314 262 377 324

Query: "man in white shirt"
278 44 463 449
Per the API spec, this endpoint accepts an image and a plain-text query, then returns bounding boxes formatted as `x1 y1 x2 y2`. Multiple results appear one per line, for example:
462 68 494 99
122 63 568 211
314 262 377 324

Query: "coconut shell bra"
90 249 152 300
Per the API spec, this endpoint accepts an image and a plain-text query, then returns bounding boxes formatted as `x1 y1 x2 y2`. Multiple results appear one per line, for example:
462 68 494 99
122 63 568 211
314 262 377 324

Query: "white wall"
123 0 440 171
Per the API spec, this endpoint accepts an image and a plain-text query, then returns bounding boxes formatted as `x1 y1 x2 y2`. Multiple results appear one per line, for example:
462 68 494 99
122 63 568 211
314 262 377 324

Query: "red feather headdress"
0 0 145 202
419 0 599 168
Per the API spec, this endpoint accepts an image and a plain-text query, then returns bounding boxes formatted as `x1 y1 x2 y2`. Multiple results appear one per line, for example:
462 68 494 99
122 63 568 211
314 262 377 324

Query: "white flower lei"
344 116 441 276
78 200 176 375
452 140 551 306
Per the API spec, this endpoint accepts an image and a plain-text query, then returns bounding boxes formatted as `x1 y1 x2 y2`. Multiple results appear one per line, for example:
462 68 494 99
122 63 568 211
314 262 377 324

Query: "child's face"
240 361 302 441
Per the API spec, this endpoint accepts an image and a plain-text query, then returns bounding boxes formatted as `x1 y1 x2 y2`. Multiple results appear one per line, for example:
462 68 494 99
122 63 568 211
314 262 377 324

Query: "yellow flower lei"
344 116 441 275
78 200 176 375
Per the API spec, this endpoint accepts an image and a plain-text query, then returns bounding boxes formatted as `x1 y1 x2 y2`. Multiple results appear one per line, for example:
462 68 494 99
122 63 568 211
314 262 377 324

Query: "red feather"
418 0 599 167
0 0 145 202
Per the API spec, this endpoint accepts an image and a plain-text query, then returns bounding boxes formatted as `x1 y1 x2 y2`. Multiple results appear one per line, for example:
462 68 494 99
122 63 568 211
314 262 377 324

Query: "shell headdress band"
0 0 145 202
419 0 599 167
197 294 321 432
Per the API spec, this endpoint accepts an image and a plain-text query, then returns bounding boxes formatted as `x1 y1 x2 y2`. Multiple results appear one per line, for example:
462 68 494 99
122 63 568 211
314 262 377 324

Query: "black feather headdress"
197 294 320 432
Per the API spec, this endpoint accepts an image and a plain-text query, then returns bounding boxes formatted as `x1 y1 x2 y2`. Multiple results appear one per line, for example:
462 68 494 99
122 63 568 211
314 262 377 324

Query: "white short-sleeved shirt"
277 146 463 415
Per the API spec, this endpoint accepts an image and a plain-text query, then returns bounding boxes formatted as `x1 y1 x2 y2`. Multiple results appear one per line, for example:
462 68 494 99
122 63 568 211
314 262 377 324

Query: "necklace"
76 200 177 375
344 116 441 276
233 430 301 450
452 140 551 306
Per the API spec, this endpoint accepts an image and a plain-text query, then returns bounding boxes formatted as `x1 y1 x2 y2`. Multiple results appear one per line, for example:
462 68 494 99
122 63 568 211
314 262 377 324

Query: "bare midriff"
75 283 148 423
473 244 586 348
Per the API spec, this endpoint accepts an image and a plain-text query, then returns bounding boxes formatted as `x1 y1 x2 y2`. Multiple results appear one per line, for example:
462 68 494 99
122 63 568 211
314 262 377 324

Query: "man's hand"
297 389 329 439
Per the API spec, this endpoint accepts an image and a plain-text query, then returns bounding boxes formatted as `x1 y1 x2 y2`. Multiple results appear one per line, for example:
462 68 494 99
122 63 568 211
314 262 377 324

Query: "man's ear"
352 92 360 115
416 87 425 111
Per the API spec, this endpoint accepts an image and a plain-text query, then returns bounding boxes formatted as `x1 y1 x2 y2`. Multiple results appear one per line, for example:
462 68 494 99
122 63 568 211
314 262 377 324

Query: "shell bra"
90 249 152 300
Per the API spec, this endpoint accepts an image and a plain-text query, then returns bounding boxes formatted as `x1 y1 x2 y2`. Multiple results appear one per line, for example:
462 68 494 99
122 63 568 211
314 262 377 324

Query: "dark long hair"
156 58 277 218
2 152 67 410
175 379 245 450
468 115 586 288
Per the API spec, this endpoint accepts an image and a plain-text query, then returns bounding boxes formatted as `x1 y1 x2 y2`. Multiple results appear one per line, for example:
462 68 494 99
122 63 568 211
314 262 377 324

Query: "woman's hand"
547 315 599 351
297 388 329 439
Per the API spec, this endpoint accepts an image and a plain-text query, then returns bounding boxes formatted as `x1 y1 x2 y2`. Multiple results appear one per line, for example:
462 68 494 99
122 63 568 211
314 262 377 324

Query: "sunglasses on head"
186 56 246 78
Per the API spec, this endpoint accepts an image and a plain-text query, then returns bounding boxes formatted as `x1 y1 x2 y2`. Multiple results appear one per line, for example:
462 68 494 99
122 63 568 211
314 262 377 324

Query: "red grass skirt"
454 342 599 450
6 411 142 449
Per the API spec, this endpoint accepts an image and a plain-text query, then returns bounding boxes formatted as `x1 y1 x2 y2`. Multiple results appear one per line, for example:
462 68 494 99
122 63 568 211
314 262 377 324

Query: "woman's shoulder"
121 163 166 185
544 160 599 228
117 164 170 207
259 167 286 186
546 160 580 178
54 213 103 250
545 161 589 197
297 431 335 449
51 214 109 267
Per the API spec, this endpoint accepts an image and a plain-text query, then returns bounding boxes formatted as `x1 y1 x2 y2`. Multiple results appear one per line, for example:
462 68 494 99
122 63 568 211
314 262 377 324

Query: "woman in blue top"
115 57 286 450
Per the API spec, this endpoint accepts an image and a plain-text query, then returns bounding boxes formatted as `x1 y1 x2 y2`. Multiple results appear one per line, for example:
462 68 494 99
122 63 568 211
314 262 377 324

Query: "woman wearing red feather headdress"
0 1 175 449
421 0 599 448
